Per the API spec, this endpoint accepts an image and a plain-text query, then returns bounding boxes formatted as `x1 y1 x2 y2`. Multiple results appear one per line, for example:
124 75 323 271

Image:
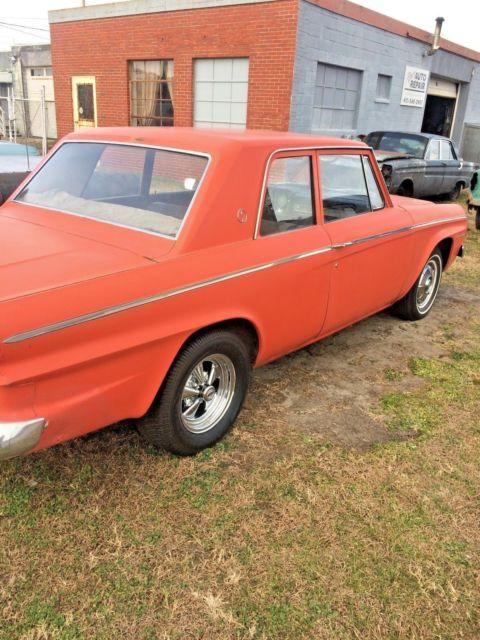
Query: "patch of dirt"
244 285 480 450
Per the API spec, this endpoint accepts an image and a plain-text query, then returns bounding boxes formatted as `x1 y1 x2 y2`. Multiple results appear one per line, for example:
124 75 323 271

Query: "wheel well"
399 179 414 197
181 319 259 364
437 238 453 269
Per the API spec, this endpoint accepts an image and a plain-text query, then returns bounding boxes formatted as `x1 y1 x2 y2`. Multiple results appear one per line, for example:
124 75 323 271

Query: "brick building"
49 0 480 155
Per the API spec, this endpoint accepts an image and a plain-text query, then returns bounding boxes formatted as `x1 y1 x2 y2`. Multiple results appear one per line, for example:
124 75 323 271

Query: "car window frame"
254 146 393 239
449 142 458 160
439 140 456 162
256 149 320 239
316 149 388 225
361 155 386 212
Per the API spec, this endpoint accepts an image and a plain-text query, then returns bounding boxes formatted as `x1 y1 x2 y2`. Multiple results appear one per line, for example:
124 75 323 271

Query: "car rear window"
15 142 209 238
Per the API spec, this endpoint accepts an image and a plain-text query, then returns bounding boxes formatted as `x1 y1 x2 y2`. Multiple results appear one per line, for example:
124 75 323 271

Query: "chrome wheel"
416 255 441 314
180 354 236 434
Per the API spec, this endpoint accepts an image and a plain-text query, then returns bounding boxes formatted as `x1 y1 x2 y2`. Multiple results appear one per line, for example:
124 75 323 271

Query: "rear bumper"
0 418 46 460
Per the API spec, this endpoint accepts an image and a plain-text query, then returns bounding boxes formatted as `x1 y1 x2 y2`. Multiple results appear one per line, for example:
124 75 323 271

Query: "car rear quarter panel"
395 199 467 294
388 159 425 193
0 227 332 451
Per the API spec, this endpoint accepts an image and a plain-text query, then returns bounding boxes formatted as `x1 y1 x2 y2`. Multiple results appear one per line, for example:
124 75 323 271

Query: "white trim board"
49 0 278 24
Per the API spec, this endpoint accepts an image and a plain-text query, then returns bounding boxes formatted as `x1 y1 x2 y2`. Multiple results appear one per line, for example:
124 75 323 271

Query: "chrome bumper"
0 418 46 460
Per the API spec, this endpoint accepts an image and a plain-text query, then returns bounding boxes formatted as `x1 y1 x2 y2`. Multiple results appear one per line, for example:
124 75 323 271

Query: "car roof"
368 130 450 141
63 127 367 155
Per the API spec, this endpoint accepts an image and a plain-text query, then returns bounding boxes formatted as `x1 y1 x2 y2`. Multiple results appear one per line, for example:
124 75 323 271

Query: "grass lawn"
1 208 479 640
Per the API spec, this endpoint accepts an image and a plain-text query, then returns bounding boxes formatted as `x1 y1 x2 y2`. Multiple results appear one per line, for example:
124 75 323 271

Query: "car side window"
362 156 385 210
440 140 454 161
260 156 315 236
318 154 371 223
426 140 440 160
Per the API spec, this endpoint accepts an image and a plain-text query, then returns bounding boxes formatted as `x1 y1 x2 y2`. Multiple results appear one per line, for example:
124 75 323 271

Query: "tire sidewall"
165 333 250 452
413 252 443 318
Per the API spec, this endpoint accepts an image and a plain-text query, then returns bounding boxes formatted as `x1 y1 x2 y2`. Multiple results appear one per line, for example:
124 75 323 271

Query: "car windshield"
15 142 209 238
365 132 428 159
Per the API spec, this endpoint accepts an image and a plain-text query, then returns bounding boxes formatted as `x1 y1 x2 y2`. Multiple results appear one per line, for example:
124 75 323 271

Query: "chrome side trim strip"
3 215 466 345
332 225 413 249
4 246 332 344
411 216 467 229
330 216 467 250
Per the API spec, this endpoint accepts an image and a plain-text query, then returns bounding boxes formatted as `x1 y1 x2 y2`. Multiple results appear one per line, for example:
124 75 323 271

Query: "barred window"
130 60 174 127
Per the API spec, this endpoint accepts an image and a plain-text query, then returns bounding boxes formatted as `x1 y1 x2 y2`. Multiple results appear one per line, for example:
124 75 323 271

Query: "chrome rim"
416 256 441 314
180 354 236 434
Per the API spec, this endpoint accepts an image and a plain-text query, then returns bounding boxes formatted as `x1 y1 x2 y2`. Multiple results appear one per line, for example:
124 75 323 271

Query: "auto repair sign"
401 66 430 107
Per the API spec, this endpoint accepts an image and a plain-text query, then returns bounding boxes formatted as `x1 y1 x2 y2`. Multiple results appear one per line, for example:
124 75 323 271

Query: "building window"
313 62 362 134
129 60 174 127
194 58 249 129
376 74 392 102
30 67 52 77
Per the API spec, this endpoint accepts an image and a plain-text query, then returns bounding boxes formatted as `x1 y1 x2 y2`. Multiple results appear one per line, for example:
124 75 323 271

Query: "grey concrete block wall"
290 0 480 145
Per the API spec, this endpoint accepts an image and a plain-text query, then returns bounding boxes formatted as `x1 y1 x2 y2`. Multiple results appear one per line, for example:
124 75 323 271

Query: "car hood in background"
373 150 414 163
0 154 42 174
0 214 152 303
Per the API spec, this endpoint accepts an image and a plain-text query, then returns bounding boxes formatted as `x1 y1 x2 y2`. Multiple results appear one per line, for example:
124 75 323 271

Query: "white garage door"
428 76 458 99
194 58 249 129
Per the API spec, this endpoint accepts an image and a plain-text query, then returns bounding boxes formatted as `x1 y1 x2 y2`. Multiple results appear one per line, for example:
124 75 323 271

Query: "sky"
0 0 479 52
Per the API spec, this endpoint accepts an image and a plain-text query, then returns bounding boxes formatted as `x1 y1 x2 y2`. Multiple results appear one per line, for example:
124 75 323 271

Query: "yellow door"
72 76 97 130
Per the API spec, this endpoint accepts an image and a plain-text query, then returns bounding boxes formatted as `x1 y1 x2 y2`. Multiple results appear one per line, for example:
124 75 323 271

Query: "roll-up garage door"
428 77 458 99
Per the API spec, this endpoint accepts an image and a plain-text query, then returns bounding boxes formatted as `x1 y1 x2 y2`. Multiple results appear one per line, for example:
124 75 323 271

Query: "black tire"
391 249 443 321
397 181 414 198
475 208 480 230
137 329 252 455
449 183 462 201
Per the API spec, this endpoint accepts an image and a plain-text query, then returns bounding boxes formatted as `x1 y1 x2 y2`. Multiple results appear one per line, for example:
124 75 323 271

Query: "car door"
422 139 444 196
252 151 333 358
318 150 415 334
439 140 461 194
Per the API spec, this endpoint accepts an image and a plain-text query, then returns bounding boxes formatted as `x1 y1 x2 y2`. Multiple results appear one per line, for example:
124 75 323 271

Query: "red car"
0 128 467 459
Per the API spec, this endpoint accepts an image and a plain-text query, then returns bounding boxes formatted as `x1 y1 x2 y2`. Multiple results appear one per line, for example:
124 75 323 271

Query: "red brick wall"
50 0 299 138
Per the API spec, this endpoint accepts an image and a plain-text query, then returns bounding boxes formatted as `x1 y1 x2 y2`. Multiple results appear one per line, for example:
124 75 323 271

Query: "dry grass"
1 210 479 640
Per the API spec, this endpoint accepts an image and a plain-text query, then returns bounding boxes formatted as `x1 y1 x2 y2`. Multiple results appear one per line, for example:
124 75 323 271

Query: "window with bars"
129 60 174 127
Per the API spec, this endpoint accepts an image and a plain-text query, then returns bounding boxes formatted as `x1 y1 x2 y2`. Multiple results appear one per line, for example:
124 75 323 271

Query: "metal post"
7 86 16 143
40 85 47 156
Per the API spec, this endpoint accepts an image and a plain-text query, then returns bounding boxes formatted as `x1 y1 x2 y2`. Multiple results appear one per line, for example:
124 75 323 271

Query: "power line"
0 17 48 21
0 20 49 32
0 22 50 41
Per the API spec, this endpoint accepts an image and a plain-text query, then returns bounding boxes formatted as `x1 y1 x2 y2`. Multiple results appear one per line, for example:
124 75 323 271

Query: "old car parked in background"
365 131 477 200
0 141 41 205
0 128 467 460
468 170 480 230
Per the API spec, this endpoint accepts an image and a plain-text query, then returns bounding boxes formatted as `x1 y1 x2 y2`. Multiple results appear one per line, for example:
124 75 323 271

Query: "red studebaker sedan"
0 128 467 459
